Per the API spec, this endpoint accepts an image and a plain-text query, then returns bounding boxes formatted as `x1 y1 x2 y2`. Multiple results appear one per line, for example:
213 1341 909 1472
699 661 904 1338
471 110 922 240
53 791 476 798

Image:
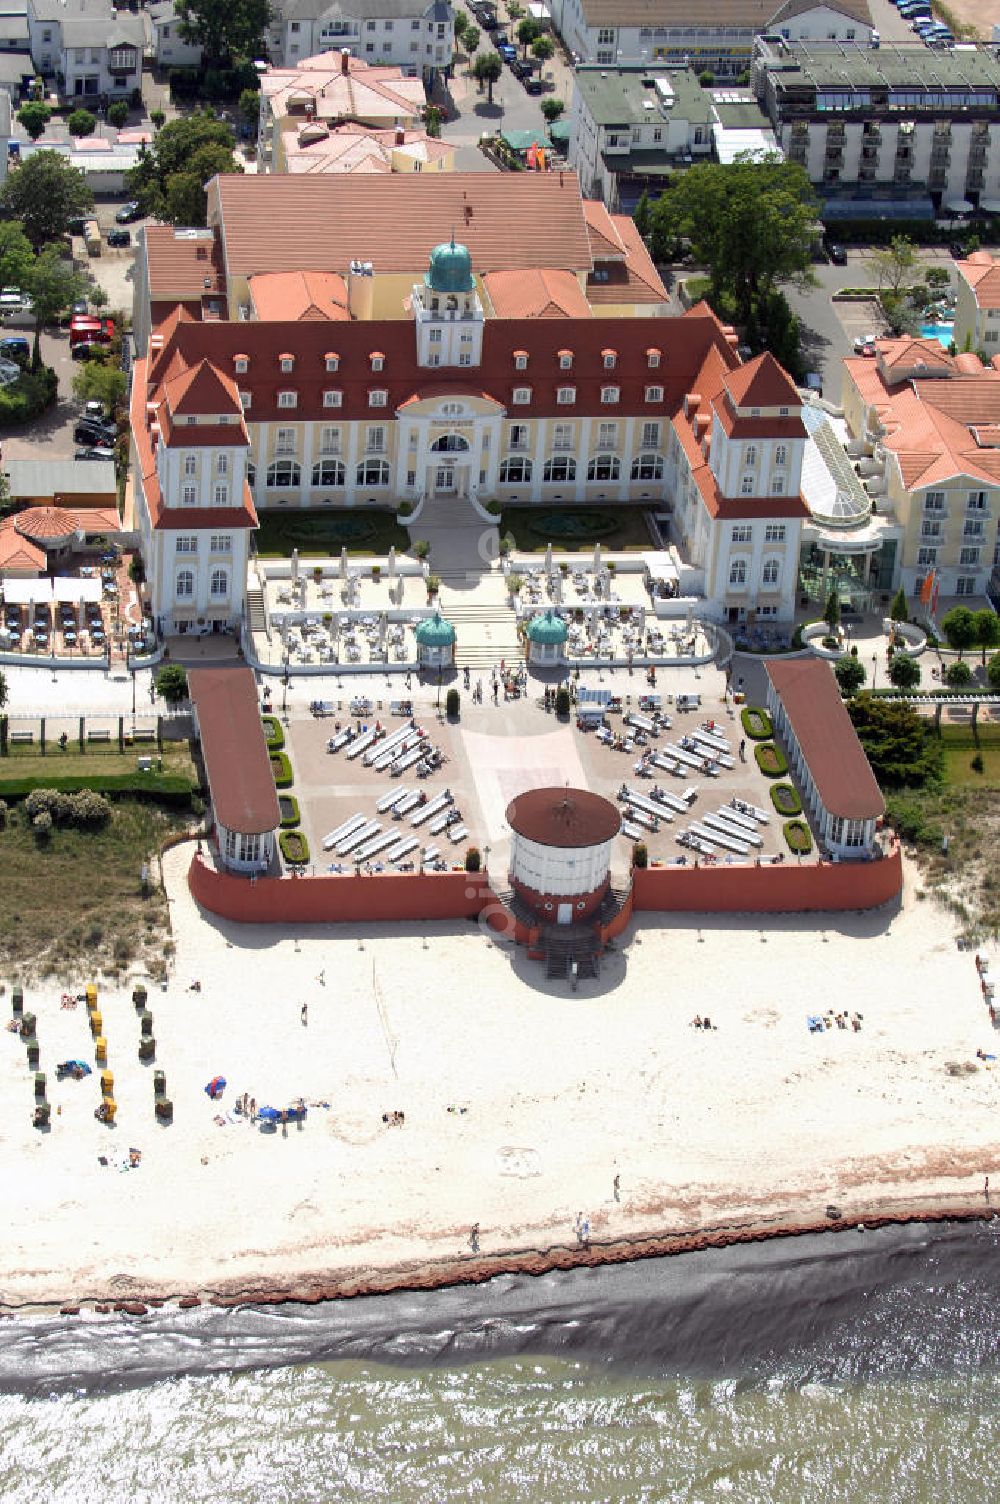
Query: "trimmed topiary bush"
278 794 300 828
279 829 310 865
555 685 571 717
270 751 293 787
783 819 813 855
754 741 788 777
262 714 284 750
770 782 802 816
445 686 460 719
465 846 481 872
740 705 772 740
632 841 648 869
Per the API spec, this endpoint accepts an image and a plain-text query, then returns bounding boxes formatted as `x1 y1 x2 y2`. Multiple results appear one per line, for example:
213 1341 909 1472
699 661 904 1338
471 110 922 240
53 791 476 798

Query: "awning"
979 198 1000 214
1 576 102 605
946 199 974 215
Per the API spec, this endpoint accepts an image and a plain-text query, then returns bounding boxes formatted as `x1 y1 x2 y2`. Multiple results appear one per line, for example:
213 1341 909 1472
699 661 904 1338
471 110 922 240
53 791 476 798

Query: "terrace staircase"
541 924 601 982
444 599 524 671
246 587 267 640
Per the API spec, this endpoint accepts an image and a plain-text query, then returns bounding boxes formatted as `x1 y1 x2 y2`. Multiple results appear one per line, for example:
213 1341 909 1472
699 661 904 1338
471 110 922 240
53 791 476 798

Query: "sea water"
0 1220 997 1503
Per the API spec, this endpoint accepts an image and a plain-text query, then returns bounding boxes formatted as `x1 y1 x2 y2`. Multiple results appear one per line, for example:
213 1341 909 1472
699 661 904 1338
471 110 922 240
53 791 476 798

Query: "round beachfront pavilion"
505 786 620 925
525 609 568 666
414 611 456 668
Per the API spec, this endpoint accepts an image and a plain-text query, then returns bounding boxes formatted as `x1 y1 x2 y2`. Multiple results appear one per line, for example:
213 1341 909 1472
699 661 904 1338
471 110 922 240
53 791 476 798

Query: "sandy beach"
0 842 997 1312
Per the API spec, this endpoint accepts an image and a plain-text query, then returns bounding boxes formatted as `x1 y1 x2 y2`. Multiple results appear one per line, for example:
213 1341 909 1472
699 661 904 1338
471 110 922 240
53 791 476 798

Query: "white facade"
28 1 143 96
509 830 614 896
766 681 878 859
268 0 454 78
217 820 276 874
782 116 1000 204
149 1 203 69
569 67 712 208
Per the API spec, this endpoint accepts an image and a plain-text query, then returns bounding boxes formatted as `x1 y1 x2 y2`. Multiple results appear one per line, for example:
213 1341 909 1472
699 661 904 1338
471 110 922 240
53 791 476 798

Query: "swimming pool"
921 322 955 348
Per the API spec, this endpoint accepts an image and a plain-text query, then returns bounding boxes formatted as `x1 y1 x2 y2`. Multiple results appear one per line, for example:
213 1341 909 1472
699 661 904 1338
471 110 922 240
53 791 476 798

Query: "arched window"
312 458 345 487
762 558 780 587
775 444 787 466
499 456 532 483
630 453 663 481
587 453 620 482
210 568 228 597
729 558 748 586
266 459 301 488
543 455 576 483
430 433 470 452
175 569 194 599
356 458 390 486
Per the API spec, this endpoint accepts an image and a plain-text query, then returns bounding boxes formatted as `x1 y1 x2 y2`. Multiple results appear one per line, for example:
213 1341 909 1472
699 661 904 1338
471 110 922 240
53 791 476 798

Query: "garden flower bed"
783 819 813 855
278 794 300 828
279 829 309 864
770 782 802 816
754 741 788 777
262 715 284 751
740 706 773 740
270 751 293 788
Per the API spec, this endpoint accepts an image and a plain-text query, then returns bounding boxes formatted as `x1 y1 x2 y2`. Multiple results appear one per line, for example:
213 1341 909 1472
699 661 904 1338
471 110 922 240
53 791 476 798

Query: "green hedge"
0 772 193 805
754 741 788 778
783 819 813 855
0 366 58 429
770 782 802 817
740 705 773 741
278 794 300 828
262 715 284 750
270 751 293 788
279 829 310 864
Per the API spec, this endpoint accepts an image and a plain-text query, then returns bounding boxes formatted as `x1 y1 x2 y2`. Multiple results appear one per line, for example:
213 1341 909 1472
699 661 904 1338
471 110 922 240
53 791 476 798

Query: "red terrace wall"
631 844 903 914
188 854 492 925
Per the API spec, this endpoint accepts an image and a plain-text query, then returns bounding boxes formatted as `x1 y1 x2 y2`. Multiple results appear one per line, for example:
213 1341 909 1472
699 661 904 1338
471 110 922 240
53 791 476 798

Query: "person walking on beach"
613 1173 620 1202
317 970 325 986
469 1223 480 1253
986 1176 991 1202
739 739 746 763
301 1002 308 1026
249 1097 256 1123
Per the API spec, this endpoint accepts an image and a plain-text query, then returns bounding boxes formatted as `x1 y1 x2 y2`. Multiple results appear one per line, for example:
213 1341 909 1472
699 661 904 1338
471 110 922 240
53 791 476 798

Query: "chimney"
347 259 374 321
341 47 350 74
395 125 405 146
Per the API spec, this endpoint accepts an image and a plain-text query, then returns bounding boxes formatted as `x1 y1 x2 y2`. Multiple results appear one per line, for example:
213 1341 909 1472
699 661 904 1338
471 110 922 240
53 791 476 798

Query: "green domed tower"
424 235 475 295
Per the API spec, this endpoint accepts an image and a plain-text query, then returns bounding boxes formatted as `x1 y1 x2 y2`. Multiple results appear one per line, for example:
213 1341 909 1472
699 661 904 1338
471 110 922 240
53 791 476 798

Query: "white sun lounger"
394 791 424 817
678 830 714 855
649 788 688 816
729 797 770 824
336 819 382 856
354 828 407 862
621 820 645 840
652 752 685 778
411 791 452 827
680 785 699 806
691 735 734 769
327 729 352 753
421 845 440 864
364 724 410 766
625 712 655 734
622 788 673 824
663 743 706 771
392 744 430 776
688 822 749 856
626 803 663 832
694 727 730 754
716 804 758 834
346 728 379 760
377 786 411 814
323 813 366 851
448 823 468 844
386 836 420 862
429 810 459 836
703 812 762 847
372 734 418 773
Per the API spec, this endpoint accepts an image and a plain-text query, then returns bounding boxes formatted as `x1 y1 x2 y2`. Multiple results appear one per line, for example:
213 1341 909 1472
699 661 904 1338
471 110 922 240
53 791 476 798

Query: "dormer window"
646 348 661 368
514 350 529 370
279 353 294 373
512 387 531 405
369 389 388 407
233 354 248 374
645 385 663 403
370 352 385 372
323 390 342 408
558 351 573 370
601 386 620 405
602 349 617 370
239 391 251 410
278 390 297 408
325 352 340 372
557 386 576 405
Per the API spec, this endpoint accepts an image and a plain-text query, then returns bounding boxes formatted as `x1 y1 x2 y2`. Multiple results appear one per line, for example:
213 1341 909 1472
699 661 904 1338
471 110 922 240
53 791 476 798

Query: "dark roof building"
189 667 280 873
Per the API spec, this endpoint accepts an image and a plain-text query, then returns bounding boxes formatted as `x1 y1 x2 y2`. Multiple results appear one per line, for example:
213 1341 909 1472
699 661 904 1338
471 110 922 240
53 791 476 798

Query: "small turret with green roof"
424 235 475 295
526 610 568 645
415 610 457 650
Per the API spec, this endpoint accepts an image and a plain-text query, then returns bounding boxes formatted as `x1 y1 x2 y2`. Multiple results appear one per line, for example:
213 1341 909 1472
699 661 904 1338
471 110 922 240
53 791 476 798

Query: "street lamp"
484 843 491 874
436 664 443 713
872 654 878 688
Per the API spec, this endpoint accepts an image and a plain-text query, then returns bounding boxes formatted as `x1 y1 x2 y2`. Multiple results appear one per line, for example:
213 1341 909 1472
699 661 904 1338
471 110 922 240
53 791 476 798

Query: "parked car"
83 399 107 419
74 418 117 446
115 200 142 224
106 228 131 248
75 446 116 461
825 241 847 265
950 241 970 258
0 335 29 363
524 75 543 94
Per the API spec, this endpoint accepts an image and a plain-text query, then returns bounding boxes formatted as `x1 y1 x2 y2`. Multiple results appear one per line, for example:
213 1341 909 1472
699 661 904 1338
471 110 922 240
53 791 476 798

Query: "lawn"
499 506 657 553
0 800 192 981
937 723 1000 787
254 509 411 559
0 741 197 788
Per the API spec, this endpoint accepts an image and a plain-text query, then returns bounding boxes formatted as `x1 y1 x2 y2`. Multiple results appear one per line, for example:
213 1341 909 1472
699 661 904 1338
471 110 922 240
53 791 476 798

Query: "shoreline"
2 1198 995 1321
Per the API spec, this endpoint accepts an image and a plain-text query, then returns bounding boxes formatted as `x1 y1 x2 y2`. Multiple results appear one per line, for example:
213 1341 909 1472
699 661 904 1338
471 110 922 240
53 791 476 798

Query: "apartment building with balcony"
753 38 1000 219
267 0 454 81
27 0 143 99
954 251 1000 355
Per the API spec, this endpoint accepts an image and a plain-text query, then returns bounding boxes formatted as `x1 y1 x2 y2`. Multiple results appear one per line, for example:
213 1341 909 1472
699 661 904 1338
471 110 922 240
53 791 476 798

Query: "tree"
424 105 443 139
834 655 866 696
0 150 93 248
150 108 166 130
238 87 260 134
0 222 35 294
16 102 51 141
848 696 942 788
866 235 918 298
973 607 1000 664
129 114 241 226
517 16 541 54
944 660 973 688
453 9 468 41
540 96 564 125
888 653 921 690
823 588 841 631
155 664 189 704
107 100 130 129
472 52 502 104
987 652 1000 690
176 0 274 65
464 24 479 56
532 34 554 63
889 585 909 623
67 108 97 138
0 668 7 708
633 189 652 241
27 244 88 331
649 157 817 325
72 358 127 413
940 605 977 657
89 284 109 309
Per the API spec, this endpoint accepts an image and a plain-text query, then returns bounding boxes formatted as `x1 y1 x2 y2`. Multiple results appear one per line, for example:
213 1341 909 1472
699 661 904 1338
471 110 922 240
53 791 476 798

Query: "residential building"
256 49 427 172
267 0 454 81
0 0 30 55
273 118 454 175
130 170 815 634
549 0 871 76
148 0 203 70
954 251 1000 355
569 64 713 210
27 0 143 99
842 336 1000 603
753 39 1000 220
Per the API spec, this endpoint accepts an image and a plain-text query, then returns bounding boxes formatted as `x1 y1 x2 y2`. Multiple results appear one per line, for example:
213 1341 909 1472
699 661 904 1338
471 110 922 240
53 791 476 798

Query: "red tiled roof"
15 507 80 541
582 199 626 260
163 358 244 419
766 658 885 822
188 667 280 836
207 171 595 278
724 351 801 410
0 517 45 572
956 250 1000 310
586 215 668 306
143 226 225 300
483 268 592 320
249 270 350 322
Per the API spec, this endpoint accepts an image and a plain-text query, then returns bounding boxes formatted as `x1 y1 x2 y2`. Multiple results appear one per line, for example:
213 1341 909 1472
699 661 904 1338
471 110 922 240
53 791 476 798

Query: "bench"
87 729 111 743
9 730 33 743
132 728 156 743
